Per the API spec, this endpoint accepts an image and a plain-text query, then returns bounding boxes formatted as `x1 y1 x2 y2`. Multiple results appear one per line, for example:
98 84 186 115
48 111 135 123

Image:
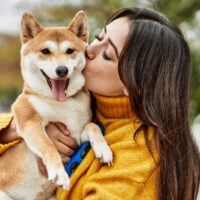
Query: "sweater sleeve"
81 133 159 200
0 113 21 154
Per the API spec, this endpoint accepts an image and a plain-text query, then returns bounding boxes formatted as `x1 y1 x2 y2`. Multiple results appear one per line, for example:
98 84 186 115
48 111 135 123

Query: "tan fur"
12 94 62 169
0 142 27 190
21 12 43 44
22 29 86 57
0 141 57 200
0 11 113 200
68 11 88 42
86 123 105 143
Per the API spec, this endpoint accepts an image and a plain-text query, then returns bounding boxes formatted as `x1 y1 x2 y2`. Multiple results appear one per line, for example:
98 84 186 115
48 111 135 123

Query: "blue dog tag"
65 123 104 176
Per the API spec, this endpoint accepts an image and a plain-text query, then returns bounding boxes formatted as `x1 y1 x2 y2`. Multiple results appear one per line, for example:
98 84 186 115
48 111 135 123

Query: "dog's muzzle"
41 69 70 102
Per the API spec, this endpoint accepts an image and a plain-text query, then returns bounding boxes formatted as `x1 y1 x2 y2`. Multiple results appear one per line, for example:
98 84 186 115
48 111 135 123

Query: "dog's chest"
28 91 91 130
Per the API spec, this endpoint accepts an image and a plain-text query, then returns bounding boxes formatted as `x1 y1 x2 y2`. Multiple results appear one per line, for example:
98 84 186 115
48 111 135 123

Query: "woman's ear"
123 87 129 96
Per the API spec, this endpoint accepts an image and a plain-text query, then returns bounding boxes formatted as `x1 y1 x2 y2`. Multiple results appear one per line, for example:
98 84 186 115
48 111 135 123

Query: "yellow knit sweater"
0 94 159 200
0 113 21 154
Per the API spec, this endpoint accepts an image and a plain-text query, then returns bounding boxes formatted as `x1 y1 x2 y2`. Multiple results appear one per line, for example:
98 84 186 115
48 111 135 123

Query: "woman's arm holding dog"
0 121 77 154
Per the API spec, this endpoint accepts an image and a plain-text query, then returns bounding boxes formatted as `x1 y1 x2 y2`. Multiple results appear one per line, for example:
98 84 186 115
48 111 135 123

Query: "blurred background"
0 0 199 141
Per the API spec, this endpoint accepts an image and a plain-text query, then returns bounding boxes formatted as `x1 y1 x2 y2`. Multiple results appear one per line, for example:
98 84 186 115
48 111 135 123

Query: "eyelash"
95 35 111 61
102 52 111 60
95 35 102 41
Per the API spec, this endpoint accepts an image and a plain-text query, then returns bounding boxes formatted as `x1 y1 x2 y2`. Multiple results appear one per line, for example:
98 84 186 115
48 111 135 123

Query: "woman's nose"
86 45 95 60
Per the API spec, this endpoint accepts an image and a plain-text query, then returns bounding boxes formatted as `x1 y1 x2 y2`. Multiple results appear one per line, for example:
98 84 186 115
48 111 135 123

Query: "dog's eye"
41 48 51 55
66 48 74 54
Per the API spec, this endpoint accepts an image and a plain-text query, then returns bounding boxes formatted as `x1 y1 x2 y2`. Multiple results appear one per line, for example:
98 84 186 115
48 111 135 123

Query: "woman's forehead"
105 17 130 54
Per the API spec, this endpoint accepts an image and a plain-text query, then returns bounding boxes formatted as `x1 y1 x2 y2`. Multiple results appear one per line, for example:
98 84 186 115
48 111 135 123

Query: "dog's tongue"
50 79 67 102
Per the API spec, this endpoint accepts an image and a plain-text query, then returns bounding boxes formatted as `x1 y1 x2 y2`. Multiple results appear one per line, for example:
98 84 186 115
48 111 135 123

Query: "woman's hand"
0 118 21 144
38 122 78 177
46 122 78 162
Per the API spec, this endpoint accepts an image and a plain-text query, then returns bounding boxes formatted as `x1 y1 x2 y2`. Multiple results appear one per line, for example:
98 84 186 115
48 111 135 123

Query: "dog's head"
20 11 88 101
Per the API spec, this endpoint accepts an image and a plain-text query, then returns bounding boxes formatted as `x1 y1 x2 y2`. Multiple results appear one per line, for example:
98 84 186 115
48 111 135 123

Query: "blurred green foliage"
0 0 200 117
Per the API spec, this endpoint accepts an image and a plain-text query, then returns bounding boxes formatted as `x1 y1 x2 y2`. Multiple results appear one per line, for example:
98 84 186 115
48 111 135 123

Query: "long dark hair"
107 7 200 200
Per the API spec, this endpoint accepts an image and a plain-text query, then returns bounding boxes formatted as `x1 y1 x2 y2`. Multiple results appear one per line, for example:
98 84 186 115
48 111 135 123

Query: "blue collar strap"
65 123 104 176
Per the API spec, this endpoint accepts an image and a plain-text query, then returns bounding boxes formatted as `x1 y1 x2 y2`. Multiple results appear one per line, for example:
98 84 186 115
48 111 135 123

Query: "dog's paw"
92 141 113 166
48 166 70 189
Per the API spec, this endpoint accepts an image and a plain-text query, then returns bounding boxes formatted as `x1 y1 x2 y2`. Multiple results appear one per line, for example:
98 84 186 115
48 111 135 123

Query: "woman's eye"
102 51 111 61
41 48 51 55
66 48 75 54
95 35 111 60
95 35 102 41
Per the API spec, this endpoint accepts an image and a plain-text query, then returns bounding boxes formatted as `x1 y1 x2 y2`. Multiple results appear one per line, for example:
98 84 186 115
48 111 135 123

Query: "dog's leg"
81 123 113 166
0 192 13 200
14 117 70 189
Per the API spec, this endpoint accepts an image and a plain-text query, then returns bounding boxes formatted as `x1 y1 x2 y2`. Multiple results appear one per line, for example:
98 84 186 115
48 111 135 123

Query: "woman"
0 7 200 200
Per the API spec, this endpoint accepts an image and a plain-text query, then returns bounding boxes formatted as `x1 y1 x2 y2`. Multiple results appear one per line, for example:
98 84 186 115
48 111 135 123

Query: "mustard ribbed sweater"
0 94 159 200
0 113 21 154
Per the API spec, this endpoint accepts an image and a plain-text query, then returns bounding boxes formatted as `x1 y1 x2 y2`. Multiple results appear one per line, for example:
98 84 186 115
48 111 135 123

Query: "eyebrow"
104 26 119 58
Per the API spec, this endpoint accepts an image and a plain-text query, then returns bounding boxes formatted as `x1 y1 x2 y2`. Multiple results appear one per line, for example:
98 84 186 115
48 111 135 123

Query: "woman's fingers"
45 122 78 157
0 118 22 144
58 133 78 149
55 122 70 136
47 122 78 149
45 123 58 145
55 140 75 156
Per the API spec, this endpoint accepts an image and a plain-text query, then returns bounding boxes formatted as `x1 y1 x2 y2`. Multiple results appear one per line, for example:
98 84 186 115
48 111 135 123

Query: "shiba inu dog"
0 11 113 200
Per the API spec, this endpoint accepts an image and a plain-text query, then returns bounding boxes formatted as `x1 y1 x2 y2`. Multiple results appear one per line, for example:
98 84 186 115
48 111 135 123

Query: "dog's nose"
56 66 68 77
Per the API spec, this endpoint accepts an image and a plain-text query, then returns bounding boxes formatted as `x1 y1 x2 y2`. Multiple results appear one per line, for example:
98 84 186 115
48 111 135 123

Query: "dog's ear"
68 11 88 43
21 12 43 44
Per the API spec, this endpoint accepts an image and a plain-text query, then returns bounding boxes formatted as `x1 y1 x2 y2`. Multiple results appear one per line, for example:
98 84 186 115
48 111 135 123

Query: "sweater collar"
93 93 135 119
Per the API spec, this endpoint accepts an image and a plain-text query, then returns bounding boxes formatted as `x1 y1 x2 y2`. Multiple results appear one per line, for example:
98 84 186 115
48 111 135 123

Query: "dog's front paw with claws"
48 166 70 189
92 141 113 167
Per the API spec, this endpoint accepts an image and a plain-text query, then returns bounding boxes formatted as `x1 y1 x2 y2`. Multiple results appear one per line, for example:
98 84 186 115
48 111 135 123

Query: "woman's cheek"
86 59 100 75
83 61 96 81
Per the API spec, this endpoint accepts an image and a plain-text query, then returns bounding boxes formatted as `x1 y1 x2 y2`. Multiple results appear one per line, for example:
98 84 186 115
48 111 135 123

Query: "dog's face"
20 11 88 101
